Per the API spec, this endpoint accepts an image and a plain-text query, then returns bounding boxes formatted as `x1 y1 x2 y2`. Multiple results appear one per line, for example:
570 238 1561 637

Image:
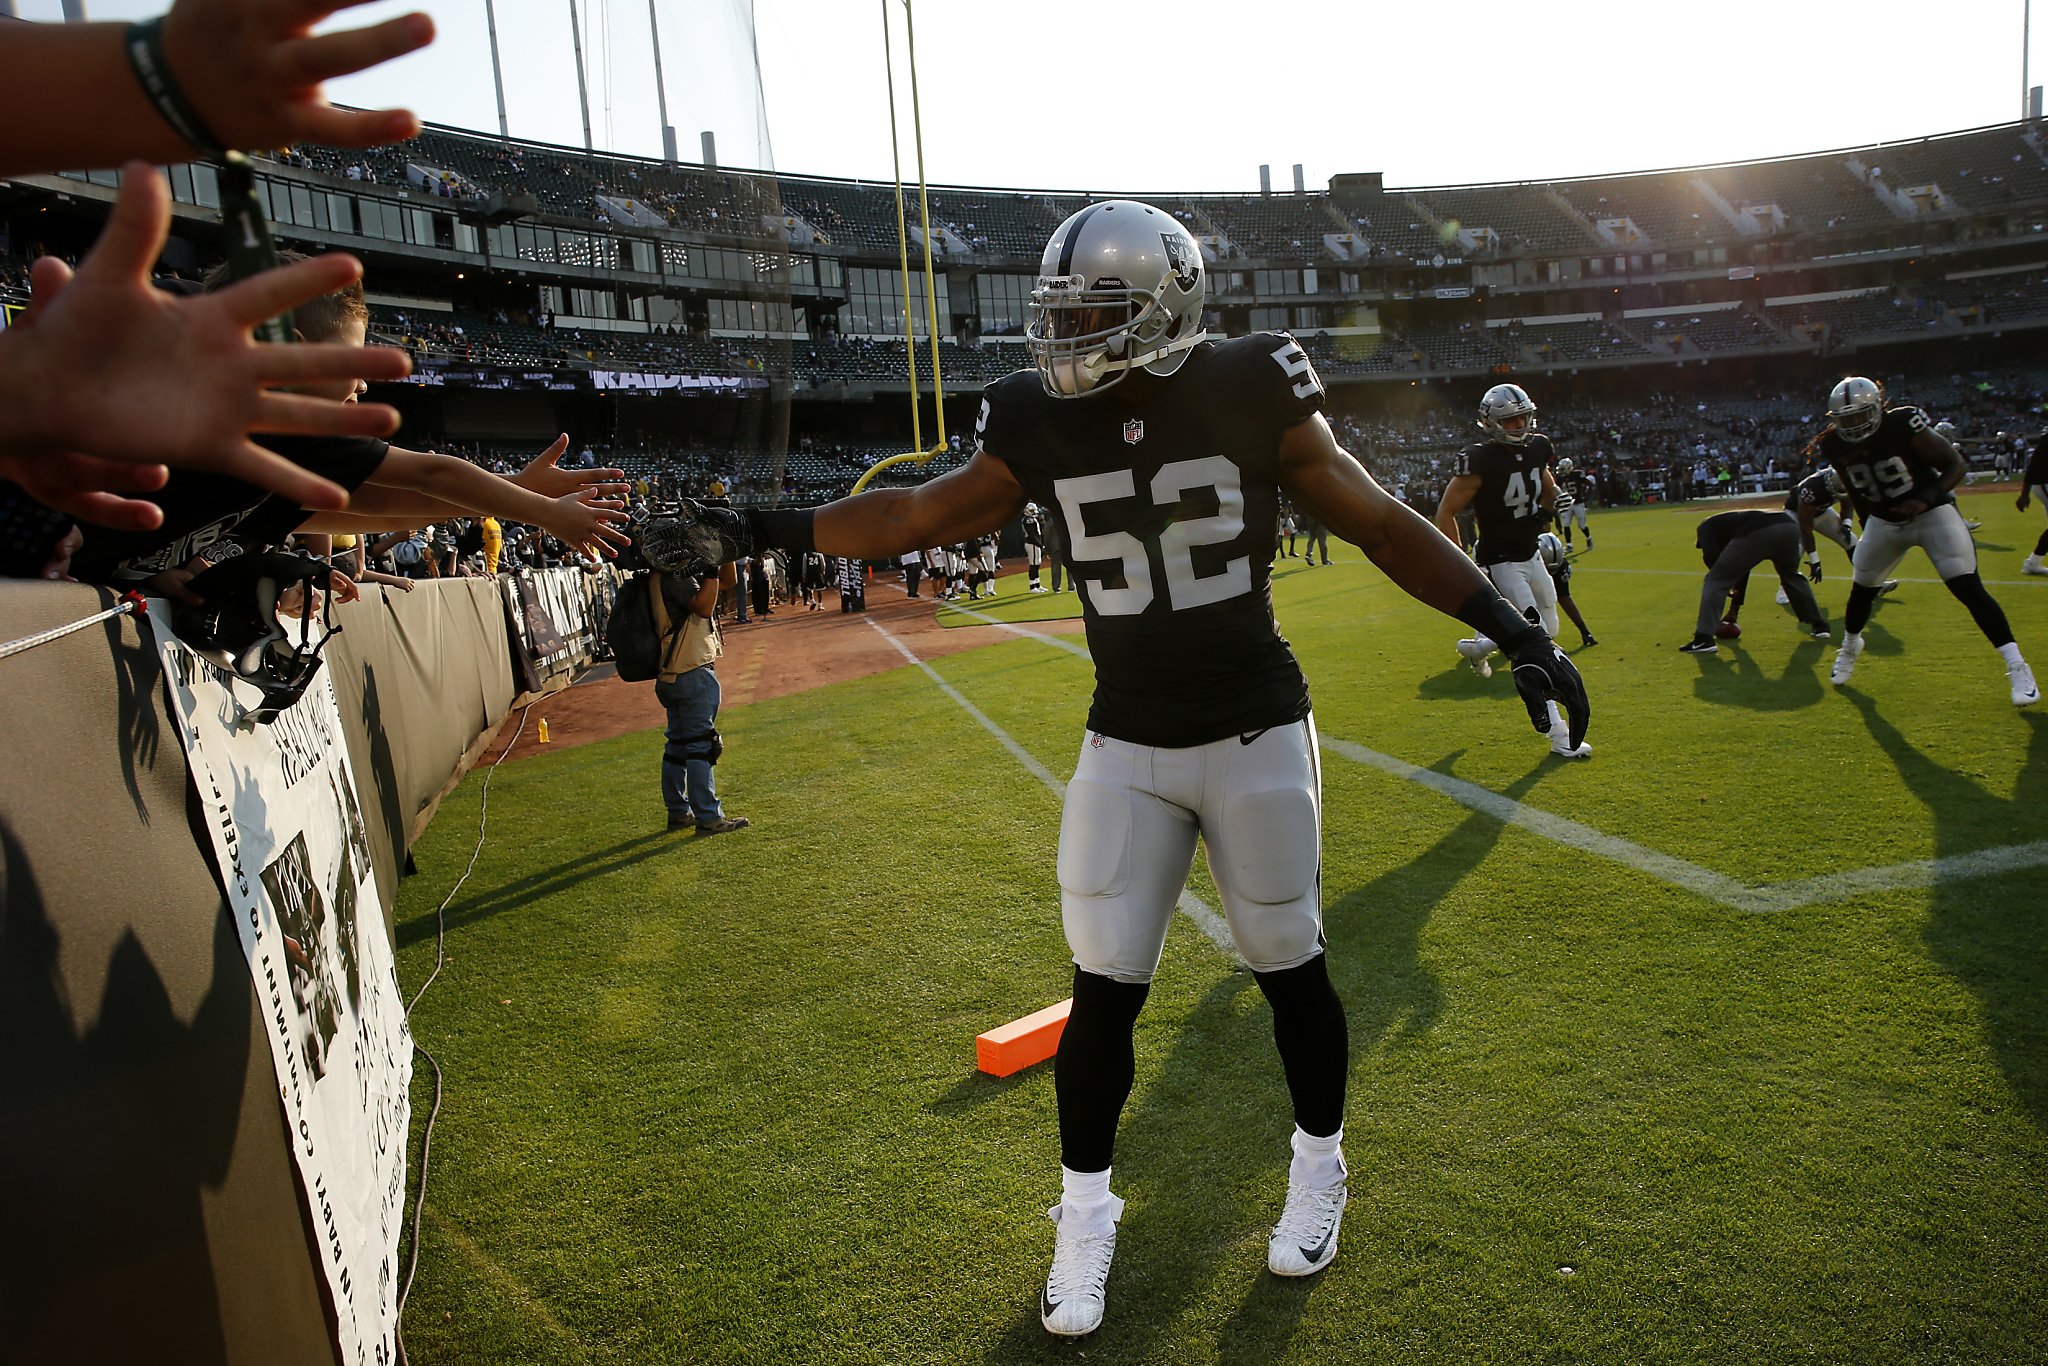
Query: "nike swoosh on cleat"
1298 1232 1334 1264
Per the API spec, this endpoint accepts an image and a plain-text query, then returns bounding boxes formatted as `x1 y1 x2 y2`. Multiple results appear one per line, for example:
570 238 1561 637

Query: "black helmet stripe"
1057 202 1109 278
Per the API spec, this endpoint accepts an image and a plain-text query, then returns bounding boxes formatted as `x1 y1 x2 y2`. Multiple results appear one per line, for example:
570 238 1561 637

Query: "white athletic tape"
863 616 1242 961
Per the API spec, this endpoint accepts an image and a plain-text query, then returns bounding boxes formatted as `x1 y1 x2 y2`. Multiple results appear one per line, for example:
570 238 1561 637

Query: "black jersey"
1453 433 1555 566
2023 438 2048 488
1559 468 1595 504
1817 407 1952 524
1784 470 1840 515
1022 508 1047 546
974 332 1321 747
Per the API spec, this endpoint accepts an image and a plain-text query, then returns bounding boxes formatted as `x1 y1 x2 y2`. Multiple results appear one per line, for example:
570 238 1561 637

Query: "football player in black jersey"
1435 383 1592 758
698 201 1588 1336
1552 456 1593 549
1022 502 1050 591
2018 436 2048 577
1813 378 2037 705
1785 465 1897 603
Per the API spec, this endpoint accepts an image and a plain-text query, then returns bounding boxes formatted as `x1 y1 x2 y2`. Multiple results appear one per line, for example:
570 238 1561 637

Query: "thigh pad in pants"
1058 736 1195 984
1198 721 1324 973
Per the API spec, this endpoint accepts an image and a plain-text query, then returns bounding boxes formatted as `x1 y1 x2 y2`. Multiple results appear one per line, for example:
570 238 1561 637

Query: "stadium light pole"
2026 0 2035 122
568 0 595 151
484 0 510 140
648 0 677 163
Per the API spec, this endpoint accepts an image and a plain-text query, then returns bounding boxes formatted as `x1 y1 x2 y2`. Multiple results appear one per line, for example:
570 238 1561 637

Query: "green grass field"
392 494 2048 1364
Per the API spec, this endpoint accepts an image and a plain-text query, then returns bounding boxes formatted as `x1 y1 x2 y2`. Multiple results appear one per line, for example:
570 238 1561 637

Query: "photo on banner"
151 604 412 1366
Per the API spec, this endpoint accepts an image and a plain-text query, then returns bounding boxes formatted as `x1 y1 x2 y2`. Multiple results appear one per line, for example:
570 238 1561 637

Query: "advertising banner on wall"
150 606 413 1366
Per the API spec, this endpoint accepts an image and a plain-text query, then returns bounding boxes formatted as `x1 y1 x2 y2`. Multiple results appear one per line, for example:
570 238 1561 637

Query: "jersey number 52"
1053 458 1249 615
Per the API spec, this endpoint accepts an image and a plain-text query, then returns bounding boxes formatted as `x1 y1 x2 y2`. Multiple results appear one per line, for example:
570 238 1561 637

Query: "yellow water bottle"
537 717 551 744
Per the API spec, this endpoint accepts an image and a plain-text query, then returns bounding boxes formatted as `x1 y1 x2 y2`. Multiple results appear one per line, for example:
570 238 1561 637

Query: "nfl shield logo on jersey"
1123 419 1145 445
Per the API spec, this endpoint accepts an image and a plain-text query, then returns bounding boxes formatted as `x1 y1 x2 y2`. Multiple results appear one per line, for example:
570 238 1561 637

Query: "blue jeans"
656 667 723 824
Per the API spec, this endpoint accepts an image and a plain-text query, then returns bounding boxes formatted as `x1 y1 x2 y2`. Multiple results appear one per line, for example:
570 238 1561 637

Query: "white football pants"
1058 717 1324 983
1851 503 1977 586
1485 554 1560 638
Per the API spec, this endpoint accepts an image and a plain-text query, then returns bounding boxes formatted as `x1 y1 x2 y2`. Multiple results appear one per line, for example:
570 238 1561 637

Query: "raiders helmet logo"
1160 232 1199 292
1123 419 1145 444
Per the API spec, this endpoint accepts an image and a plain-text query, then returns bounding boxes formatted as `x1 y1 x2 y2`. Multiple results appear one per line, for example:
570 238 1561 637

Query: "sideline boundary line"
910 590 2048 912
862 615 1243 962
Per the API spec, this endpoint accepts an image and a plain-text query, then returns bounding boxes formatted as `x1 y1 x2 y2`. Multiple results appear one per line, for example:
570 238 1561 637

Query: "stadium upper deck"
8 118 2048 392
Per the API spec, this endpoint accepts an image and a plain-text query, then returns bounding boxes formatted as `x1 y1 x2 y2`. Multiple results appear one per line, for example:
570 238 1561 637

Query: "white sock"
1999 642 2025 668
1545 700 1567 733
1059 1166 1121 1229
1289 1126 1346 1188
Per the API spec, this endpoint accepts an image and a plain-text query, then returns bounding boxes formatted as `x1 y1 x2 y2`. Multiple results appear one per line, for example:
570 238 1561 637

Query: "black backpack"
606 573 687 682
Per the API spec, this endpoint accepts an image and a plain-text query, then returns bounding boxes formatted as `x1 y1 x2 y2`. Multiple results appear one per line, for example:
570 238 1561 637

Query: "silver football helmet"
1025 200 1207 398
1478 383 1538 445
1823 466 1848 498
1933 420 1959 443
1538 531 1566 568
1827 377 1885 443
1554 456 1575 476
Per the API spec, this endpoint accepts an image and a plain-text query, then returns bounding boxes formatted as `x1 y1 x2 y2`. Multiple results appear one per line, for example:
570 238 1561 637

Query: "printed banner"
151 605 412 1366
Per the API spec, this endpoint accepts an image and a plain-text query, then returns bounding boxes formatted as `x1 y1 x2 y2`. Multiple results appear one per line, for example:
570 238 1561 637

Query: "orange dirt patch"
483 572 1082 763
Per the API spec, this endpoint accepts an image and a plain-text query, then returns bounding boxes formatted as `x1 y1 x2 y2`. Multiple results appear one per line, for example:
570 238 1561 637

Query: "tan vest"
650 573 722 682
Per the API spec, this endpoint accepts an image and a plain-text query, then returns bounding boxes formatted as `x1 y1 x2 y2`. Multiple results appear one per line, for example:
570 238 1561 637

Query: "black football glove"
640 498 754 576
1806 559 1823 584
1506 630 1590 750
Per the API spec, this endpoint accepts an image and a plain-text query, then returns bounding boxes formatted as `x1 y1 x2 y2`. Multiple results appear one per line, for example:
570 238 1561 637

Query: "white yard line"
877 578 2047 911
862 615 1242 961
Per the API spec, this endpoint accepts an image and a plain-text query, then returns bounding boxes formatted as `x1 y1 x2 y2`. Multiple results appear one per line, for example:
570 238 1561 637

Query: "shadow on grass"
1689 639 1829 712
394 831 672 949
1843 694 2048 1132
977 753 1551 1363
927 1065 1039 1118
1414 661 1507 702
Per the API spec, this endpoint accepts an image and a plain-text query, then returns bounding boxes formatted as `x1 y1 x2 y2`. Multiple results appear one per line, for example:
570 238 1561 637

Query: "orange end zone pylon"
976 998 1072 1078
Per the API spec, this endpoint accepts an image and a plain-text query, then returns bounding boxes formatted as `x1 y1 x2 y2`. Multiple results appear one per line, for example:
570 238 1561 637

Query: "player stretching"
1815 377 2037 705
1538 531 1596 646
1782 464 1897 606
1437 384 1592 758
661 201 1589 1338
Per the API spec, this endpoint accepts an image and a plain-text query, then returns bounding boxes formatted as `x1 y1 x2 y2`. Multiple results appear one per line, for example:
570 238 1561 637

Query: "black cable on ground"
395 702 531 1366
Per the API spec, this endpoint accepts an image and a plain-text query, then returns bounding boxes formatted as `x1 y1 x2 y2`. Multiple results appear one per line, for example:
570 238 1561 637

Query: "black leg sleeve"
2034 527 2048 557
1944 572 2016 649
1252 954 1350 1139
1054 968 1152 1173
1844 582 1882 635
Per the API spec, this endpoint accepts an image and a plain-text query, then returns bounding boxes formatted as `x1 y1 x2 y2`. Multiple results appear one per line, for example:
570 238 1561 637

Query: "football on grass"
1715 620 1742 640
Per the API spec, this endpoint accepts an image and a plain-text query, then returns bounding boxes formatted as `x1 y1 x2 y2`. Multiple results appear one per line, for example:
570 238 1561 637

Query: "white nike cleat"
1878 579 1900 596
1775 586 1790 606
1268 1180 1347 1277
2023 556 2048 577
1549 734 1593 759
1041 1202 1119 1337
2011 660 2041 708
1831 633 1864 686
1455 637 1494 679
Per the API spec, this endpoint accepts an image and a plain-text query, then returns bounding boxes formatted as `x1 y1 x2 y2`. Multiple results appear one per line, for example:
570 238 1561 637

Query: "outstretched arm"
1279 414 1588 747
810 452 1027 559
1282 415 1493 614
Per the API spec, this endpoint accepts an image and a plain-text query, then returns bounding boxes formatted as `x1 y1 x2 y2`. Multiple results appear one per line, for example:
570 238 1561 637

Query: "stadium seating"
1184 194 1347 260
1764 290 1945 345
1863 126 2048 213
1406 183 1592 254
1553 172 1722 249
1517 319 1650 364
1698 153 1892 234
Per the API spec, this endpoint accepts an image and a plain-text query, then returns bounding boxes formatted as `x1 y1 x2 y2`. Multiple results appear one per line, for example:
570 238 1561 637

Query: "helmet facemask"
171 551 341 726
1827 378 1885 443
1478 385 1539 446
1026 275 1199 398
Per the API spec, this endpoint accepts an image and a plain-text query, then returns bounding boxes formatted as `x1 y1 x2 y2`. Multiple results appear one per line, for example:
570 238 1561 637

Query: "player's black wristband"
1454 587 1544 651
125 18 228 159
744 506 817 555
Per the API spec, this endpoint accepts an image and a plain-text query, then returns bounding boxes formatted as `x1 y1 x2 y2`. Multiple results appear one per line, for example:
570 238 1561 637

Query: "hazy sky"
22 0 2048 191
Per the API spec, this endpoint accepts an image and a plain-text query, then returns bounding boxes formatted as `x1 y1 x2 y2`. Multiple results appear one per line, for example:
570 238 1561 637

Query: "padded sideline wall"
0 577 512 1365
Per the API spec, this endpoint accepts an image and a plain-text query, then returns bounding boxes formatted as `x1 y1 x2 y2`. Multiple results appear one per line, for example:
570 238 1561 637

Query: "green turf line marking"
862 616 1243 962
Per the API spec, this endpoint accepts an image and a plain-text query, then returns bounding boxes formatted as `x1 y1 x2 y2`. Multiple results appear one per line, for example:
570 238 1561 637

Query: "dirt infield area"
483 576 1083 763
